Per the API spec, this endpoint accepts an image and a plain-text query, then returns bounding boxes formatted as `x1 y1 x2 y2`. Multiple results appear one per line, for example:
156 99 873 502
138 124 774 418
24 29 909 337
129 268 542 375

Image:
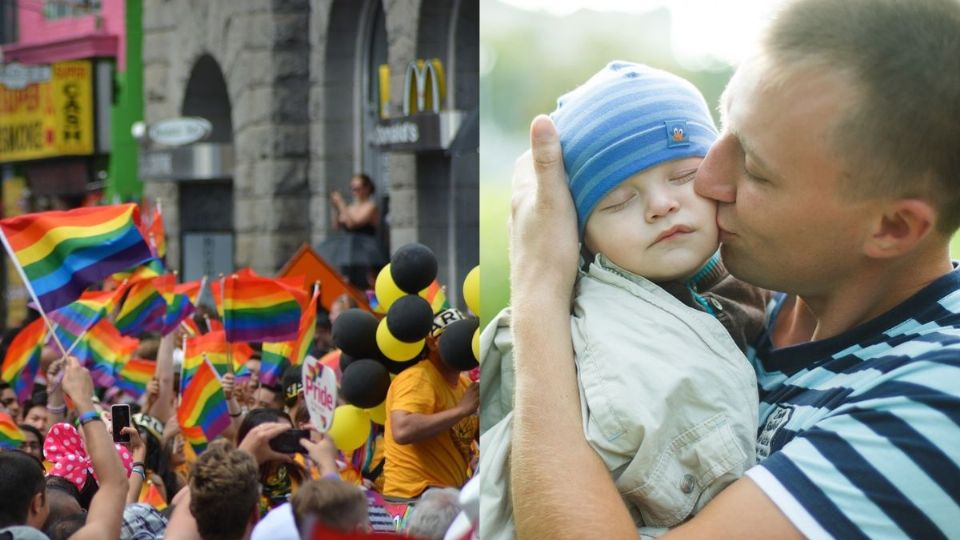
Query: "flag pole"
0 228 68 357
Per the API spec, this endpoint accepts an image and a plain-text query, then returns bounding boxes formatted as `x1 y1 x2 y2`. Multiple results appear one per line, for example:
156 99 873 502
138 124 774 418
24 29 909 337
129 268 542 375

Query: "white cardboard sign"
302 354 338 432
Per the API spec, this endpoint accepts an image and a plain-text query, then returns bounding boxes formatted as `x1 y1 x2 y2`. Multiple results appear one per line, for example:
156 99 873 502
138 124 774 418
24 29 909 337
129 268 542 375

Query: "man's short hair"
290 478 368 533
188 440 259 540
0 451 46 528
763 0 960 233
404 487 462 540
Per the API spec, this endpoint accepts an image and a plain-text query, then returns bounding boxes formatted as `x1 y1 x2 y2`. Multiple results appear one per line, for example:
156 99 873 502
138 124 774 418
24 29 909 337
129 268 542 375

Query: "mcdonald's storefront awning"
372 110 468 153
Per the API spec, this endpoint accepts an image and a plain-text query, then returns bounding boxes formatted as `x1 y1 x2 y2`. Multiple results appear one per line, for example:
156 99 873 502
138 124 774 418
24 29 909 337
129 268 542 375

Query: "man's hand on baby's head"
509 115 579 303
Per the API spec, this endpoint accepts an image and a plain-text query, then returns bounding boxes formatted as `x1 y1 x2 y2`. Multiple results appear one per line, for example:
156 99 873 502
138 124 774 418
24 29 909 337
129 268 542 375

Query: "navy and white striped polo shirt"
744 266 960 539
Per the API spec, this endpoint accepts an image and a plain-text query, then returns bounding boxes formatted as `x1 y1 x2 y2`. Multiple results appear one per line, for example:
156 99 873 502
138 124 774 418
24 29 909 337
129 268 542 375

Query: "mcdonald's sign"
374 58 464 152
378 59 446 119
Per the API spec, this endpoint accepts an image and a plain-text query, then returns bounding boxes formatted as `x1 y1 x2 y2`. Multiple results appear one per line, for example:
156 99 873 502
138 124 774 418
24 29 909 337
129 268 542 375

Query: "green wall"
106 0 143 201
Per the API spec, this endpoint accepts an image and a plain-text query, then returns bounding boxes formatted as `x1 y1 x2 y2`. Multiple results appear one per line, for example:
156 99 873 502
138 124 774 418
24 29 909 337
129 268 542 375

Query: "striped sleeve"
747 355 960 539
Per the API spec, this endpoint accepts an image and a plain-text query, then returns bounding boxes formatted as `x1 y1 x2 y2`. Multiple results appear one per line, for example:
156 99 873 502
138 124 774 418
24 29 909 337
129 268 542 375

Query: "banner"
302 354 338 432
0 61 95 162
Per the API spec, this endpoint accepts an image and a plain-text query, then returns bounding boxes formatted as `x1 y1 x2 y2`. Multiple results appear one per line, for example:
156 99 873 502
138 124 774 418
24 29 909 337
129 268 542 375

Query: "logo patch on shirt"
665 120 690 148
757 405 794 460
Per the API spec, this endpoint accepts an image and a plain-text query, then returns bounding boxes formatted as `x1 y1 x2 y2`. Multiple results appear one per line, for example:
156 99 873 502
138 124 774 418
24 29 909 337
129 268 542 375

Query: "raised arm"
509 116 636 539
61 357 129 540
391 383 478 444
149 332 176 422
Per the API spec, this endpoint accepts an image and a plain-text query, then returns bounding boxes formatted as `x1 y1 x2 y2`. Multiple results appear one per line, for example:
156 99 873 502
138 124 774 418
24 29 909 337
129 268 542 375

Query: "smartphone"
112 404 131 443
269 429 309 454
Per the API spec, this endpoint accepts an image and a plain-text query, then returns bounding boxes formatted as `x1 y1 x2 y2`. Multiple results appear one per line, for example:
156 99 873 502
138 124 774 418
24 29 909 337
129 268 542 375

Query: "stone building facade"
140 0 478 304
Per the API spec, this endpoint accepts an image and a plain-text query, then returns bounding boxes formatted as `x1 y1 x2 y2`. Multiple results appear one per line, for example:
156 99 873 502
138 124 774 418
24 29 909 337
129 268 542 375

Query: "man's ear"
863 199 937 258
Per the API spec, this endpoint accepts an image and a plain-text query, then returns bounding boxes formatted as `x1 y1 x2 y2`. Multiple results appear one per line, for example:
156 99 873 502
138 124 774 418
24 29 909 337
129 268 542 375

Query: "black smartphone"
269 429 309 454
112 404 131 443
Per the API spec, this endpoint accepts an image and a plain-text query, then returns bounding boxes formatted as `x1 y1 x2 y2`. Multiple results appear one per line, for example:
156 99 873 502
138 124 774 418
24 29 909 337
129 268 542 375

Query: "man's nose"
695 134 738 203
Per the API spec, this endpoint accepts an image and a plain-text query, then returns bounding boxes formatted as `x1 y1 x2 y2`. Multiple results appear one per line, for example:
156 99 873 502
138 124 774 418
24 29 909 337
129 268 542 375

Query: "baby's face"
583 157 719 281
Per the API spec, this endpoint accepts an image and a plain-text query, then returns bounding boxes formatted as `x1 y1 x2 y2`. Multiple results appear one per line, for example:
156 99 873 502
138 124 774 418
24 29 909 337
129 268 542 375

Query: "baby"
480 62 767 538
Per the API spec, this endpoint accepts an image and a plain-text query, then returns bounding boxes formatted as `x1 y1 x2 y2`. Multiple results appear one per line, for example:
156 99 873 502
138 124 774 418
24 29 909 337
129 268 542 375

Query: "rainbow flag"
147 203 166 259
421 280 449 314
82 320 140 388
260 341 291 388
222 275 301 343
0 317 47 402
183 331 229 383
139 481 168 511
115 275 168 335
290 287 319 367
48 289 119 353
0 412 24 449
157 279 202 335
181 317 202 337
177 357 231 453
118 358 156 399
231 341 255 372
0 204 155 313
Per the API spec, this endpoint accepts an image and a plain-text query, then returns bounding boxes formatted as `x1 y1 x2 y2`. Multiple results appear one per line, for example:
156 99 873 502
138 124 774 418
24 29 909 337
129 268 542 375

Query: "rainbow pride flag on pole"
177 357 231 453
222 274 301 343
81 320 140 388
290 286 319 367
0 204 155 314
48 289 120 354
183 331 230 384
0 412 24 449
118 358 157 399
147 201 166 259
115 275 168 335
259 341 291 388
0 318 47 402
158 279 203 335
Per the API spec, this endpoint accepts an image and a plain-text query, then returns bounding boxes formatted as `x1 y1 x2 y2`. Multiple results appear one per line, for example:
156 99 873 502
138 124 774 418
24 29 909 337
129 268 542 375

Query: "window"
44 0 101 20
0 0 17 44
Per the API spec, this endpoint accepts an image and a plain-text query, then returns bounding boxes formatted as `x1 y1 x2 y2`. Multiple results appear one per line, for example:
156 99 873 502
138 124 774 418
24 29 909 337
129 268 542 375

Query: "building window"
44 0 101 20
0 0 17 44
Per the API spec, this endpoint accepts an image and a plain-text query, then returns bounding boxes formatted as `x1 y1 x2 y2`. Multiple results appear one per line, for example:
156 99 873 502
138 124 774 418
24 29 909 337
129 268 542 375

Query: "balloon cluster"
329 243 439 420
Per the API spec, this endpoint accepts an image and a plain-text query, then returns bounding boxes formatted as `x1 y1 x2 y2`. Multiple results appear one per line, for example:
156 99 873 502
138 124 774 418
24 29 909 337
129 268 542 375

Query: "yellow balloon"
328 405 371 452
463 266 479 315
375 264 405 312
366 400 387 425
376 318 425 361
472 327 480 363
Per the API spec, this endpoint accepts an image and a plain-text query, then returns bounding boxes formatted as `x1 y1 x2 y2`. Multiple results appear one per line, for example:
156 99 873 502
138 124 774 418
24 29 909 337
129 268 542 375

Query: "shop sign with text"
0 61 95 163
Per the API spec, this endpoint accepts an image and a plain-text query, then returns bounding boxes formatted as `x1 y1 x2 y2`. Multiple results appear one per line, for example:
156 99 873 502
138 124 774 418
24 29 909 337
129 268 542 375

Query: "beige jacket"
480 255 759 538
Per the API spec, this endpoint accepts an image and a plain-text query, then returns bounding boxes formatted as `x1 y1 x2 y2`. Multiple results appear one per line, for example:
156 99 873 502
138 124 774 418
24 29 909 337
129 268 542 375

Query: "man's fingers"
529 114 563 175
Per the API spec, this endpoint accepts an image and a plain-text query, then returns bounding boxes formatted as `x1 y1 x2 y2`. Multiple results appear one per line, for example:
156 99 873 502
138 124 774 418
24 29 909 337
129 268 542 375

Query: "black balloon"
386 295 434 342
338 351 356 372
341 359 392 409
439 318 480 371
378 355 418 375
390 243 438 293
331 309 380 359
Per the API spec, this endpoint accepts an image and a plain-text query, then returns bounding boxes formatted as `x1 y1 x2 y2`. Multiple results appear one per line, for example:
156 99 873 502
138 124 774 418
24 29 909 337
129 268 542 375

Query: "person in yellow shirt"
383 309 479 500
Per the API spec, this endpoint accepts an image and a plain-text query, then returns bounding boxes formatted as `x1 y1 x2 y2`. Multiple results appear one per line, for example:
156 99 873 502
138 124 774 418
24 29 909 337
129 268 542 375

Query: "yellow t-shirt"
383 359 478 498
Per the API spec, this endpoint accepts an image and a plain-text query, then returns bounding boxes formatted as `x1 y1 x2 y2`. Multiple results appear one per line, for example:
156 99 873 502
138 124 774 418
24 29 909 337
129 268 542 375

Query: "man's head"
253 385 285 411
405 487 463 540
552 61 720 280
697 0 960 295
189 440 260 540
21 404 48 437
290 478 369 533
0 383 20 420
0 451 48 529
42 476 82 532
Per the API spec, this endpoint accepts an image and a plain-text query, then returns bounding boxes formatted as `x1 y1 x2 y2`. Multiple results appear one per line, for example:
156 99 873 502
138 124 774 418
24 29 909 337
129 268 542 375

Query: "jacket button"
709 297 723 312
680 474 695 494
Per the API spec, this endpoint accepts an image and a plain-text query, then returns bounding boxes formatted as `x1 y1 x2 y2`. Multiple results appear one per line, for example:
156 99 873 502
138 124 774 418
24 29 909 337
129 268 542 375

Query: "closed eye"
599 192 637 212
669 170 697 185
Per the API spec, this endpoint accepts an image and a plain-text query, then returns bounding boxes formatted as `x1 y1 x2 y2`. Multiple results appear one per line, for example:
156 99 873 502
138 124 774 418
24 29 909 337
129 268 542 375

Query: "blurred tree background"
480 0 960 324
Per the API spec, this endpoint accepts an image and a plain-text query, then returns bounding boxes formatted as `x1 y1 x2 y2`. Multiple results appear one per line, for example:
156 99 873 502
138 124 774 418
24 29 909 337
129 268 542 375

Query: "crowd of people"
1 259 479 540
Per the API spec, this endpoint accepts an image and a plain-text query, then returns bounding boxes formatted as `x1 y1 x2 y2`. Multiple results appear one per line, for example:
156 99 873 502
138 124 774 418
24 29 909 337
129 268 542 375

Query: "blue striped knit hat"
551 61 719 237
